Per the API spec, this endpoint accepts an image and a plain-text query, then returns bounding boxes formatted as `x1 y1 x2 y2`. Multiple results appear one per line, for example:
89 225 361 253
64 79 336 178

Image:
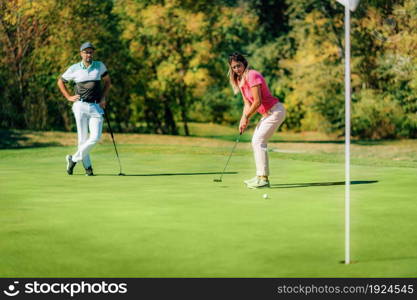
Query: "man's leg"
74 105 92 169
71 102 91 163
67 102 88 174
72 114 103 164
80 116 93 173
77 118 91 167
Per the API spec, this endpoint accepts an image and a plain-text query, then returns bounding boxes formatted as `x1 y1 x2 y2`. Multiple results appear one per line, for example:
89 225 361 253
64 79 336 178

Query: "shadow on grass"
270 180 378 189
269 140 388 146
91 172 238 177
0 129 60 149
193 134 389 146
355 256 417 263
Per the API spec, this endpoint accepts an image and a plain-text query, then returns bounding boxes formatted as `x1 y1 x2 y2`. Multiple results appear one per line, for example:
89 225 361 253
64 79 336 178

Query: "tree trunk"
163 101 178 135
179 99 189 136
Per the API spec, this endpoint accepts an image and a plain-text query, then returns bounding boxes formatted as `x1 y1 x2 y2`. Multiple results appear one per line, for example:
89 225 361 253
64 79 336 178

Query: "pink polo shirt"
240 70 279 115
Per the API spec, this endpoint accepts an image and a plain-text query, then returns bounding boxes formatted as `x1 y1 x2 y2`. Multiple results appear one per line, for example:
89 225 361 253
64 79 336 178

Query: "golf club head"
119 173 125 176
213 179 222 182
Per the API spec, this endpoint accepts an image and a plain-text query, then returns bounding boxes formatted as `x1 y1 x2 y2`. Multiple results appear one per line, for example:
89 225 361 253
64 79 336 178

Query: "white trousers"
252 102 286 176
71 101 104 168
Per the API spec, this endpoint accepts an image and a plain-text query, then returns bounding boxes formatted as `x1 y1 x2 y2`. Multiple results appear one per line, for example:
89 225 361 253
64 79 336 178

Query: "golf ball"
263 194 268 199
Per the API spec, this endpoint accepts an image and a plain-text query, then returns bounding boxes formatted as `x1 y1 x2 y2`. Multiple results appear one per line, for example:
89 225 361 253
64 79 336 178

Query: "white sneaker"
244 176 258 185
247 178 270 189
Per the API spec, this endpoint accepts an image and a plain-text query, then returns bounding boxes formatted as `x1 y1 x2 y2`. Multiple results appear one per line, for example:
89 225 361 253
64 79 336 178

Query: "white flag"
336 0 360 11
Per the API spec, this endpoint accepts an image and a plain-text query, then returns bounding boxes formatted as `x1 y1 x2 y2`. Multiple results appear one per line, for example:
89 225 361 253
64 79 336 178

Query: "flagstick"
344 2 351 265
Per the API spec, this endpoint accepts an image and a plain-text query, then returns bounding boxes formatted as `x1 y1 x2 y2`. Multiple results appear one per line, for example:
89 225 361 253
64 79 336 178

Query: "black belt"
79 98 99 103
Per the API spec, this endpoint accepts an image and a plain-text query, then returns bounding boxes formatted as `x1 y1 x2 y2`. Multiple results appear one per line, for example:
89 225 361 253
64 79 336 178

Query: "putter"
213 133 242 182
104 110 125 176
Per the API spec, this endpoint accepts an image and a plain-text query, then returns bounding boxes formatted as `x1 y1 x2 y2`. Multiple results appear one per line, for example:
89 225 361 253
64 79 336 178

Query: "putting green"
0 141 416 277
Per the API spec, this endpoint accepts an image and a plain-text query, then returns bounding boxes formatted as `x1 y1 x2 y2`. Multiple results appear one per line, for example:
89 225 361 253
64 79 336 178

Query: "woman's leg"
251 103 286 178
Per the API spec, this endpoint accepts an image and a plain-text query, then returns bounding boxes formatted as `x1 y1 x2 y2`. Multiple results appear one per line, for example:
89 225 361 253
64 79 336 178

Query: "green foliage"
0 0 126 131
272 0 417 138
115 0 257 134
352 89 404 139
0 0 416 139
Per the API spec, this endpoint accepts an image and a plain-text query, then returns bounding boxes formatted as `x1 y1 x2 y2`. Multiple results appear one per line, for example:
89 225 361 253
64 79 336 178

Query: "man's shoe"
247 178 270 189
66 155 76 175
244 176 258 185
85 166 94 176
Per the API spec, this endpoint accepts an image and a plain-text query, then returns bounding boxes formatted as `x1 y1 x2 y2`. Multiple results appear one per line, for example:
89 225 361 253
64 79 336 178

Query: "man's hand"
67 95 80 102
99 100 106 109
239 115 249 134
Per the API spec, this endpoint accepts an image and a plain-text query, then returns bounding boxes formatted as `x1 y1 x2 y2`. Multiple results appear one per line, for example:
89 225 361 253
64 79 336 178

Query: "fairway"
1 135 416 278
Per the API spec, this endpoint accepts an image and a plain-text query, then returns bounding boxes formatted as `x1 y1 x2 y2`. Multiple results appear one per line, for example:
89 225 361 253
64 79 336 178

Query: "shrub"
352 89 404 139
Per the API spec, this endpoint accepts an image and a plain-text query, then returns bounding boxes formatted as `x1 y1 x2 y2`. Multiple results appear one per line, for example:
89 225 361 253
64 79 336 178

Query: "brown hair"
228 52 249 94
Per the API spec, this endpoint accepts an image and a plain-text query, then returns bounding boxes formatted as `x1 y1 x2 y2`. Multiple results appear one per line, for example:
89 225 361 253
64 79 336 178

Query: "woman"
228 52 286 189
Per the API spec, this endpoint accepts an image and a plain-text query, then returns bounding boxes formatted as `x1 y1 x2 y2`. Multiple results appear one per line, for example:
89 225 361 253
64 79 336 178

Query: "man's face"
80 48 94 63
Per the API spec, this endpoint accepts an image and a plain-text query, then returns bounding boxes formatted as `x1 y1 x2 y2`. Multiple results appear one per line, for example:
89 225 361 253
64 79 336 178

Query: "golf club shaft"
217 133 241 181
104 110 123 174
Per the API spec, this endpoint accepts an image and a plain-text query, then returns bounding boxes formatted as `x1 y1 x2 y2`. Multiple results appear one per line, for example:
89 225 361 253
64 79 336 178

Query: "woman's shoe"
244 176 258 185
247 178 270 189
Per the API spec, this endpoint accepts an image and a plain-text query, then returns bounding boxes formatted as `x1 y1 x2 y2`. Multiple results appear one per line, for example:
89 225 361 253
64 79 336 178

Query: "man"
57 42 111 176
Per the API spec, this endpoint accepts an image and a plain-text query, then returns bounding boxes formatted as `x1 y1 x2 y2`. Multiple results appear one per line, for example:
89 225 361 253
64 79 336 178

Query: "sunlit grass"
1 123 416 168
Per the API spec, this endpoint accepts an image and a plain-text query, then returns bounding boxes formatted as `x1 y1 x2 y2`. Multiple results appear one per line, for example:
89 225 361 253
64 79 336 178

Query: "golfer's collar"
80 60 95 70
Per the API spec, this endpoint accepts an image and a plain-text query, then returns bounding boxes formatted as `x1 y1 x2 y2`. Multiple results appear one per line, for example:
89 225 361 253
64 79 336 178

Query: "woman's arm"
242 95 251 116
239 85 262 133
245 85 262 119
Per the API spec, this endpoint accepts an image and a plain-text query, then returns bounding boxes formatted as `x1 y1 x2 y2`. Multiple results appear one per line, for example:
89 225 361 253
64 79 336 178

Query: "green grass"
1 132 417 277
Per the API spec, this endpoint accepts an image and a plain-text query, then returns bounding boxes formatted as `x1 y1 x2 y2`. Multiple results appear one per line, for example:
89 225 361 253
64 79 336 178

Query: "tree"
0 0 56 129
115 0 258 134
0 0 128 131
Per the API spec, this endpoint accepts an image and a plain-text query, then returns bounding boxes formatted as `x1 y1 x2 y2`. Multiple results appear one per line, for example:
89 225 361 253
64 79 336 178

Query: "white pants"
71 101 104 168
252 102 286 176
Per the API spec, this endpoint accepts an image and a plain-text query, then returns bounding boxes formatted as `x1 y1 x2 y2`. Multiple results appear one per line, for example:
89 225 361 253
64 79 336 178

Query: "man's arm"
57 78 80 102
100 74 111 109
